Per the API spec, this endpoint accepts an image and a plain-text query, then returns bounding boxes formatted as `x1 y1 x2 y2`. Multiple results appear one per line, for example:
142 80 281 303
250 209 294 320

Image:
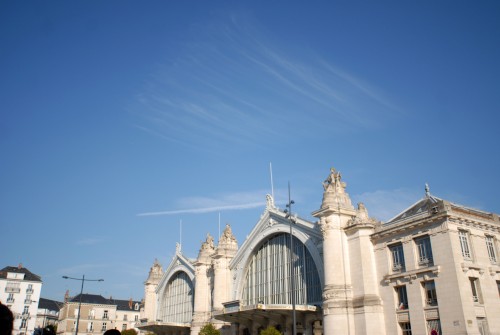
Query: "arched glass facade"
158 271 194 324
242 233 322 306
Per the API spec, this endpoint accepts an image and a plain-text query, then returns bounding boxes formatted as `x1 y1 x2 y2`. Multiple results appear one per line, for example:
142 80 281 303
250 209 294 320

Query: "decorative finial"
425 183 430 198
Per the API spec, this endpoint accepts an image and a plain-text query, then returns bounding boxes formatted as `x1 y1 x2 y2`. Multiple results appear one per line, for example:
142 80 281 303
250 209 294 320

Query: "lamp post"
62 275 103 335
284 182 297 335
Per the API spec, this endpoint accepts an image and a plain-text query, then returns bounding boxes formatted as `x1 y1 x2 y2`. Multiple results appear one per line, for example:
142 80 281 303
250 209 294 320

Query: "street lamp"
62 275 103 335
284 182 297 335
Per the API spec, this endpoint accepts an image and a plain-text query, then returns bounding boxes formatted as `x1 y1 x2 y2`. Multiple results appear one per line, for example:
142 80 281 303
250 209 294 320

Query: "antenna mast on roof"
270 162 275 199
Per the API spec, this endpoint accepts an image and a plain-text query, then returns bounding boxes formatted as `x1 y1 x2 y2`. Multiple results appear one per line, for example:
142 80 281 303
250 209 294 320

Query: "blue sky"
1 1 499 301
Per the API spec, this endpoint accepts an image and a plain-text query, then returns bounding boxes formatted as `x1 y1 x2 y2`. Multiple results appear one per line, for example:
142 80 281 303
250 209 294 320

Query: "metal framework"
242 233 322 306
158 271 194 324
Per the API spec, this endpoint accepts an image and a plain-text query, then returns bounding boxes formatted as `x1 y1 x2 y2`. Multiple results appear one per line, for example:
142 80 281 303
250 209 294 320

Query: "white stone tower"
212 224 238 332
143 259 163 323
312 168 385 334
191 234 215 335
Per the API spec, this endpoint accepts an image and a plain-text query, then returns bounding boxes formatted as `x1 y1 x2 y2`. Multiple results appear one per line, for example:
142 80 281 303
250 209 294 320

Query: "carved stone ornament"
347 204 373 226
220 224 237 244
199 233 215 257
321 167 354 210
318 216 335 237
266 194 276 210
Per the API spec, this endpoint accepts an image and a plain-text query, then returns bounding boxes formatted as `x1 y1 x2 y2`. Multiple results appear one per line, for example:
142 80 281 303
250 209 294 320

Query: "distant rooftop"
39 297 63 311
0 264 42 282
68 293 141 310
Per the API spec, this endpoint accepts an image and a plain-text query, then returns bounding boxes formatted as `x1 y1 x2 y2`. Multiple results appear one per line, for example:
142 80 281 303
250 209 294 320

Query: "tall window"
158 271 194 324
103 310 108 320
396 285 409 310
20 319 27 329
470 277 482 304
123 314 127 321
427 320 441 335
7 293 14 303
497 281 500 298
122 324 127 331
423 281 438 306
415 236 433 266
22 306 29 315
485 236 497 263
390 243 405 272
400 322 412 335
87 322 93 332
242 233 322 306
101 323 107 331
459 230 472 260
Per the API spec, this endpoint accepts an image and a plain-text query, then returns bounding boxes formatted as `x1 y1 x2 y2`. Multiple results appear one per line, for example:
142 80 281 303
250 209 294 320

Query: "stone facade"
140 168 500 335
57 294 141 335
0 265 43 335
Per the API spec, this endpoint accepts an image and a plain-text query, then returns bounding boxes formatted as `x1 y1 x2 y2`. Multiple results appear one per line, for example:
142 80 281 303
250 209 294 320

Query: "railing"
426 298 438 306
24 299 32 304
5 287 20 293
6 297 15 303
26 288 34 294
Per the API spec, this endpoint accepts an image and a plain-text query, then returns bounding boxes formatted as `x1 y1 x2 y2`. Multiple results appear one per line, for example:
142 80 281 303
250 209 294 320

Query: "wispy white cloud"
133 12 399 149
137 202 265 216
138 189 285 217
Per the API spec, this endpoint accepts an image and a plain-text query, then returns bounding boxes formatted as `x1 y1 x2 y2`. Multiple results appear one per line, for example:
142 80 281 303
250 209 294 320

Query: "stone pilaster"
143 259 163 323
212 224 238 311
312 168 356 335
191 234 215 335
345 203 385 334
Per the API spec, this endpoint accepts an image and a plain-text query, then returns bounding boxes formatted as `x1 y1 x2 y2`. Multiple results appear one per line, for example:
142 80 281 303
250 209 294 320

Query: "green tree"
260 326 282 335
199 323 220 335
121 329 138 335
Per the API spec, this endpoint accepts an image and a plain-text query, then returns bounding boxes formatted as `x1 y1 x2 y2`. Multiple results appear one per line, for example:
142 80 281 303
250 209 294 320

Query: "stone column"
212 224 238 311
143 259 163 323
312 168 356 335
191 234 215 335
345 203 385 334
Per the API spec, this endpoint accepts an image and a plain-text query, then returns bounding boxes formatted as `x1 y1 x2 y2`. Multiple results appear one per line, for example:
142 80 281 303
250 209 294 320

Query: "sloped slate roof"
385 195 441 225
68 294 140 309
70 294 110 305
0 266 42 282
39 298 63 311
110 299 141 311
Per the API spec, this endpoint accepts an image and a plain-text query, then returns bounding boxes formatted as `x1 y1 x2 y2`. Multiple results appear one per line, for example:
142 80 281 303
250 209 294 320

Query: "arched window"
158 271 194 324
242 233 322 306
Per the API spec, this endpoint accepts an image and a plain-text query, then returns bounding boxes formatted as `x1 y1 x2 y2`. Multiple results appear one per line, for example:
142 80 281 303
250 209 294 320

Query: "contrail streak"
137 202 265 216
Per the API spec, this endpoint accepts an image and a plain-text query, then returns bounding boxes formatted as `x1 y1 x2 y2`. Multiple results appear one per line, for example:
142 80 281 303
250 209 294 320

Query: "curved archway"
158 271 194 324
241 233 322 306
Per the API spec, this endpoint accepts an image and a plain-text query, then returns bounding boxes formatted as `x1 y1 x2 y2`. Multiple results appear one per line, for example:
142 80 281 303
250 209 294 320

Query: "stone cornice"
383 265 440 285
